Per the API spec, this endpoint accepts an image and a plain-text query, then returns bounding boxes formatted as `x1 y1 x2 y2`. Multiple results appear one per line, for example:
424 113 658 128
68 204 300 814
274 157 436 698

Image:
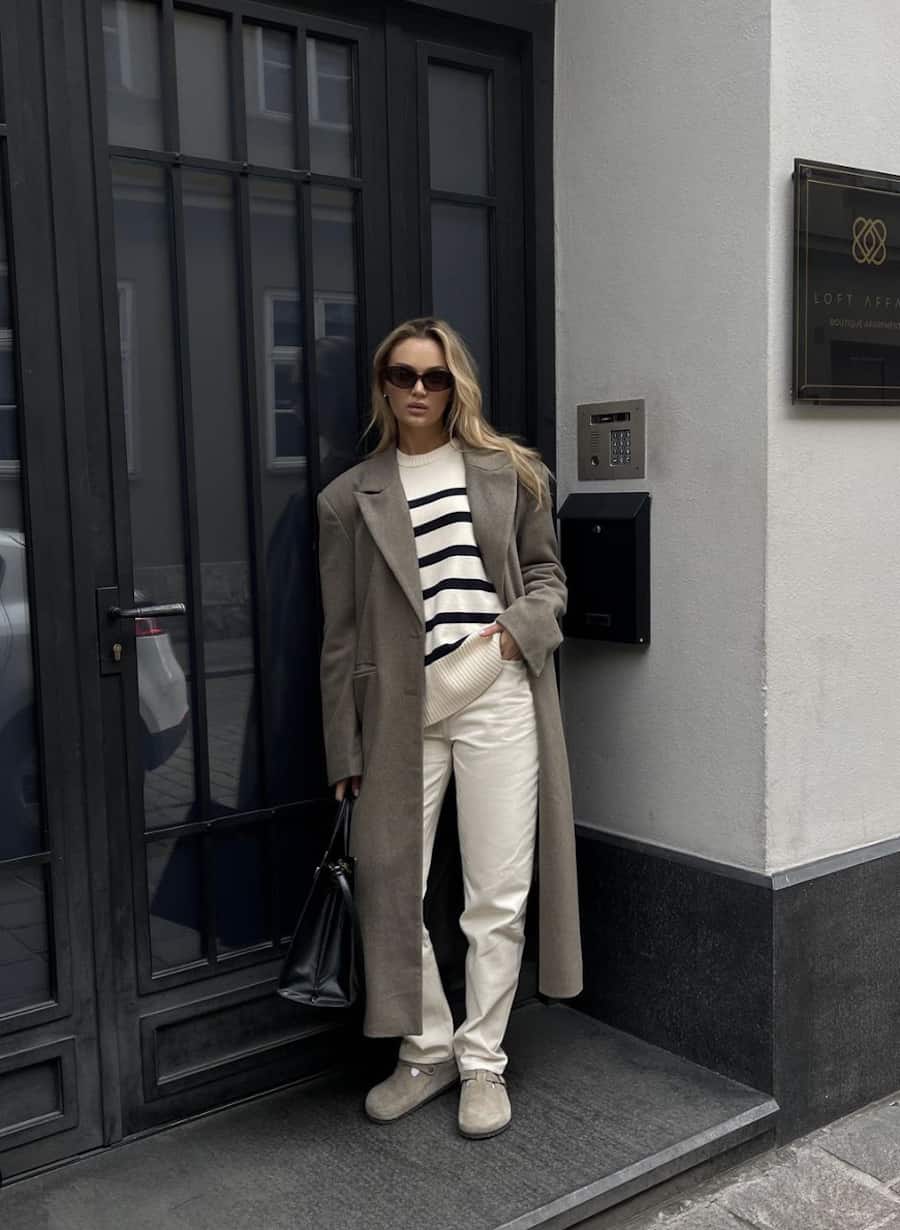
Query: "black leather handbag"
277 794 364 1008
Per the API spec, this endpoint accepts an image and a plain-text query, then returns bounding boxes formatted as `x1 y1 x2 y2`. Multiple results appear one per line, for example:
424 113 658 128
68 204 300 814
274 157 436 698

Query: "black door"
90 0 537 1140
1 0 548 1164
0 0 108 1177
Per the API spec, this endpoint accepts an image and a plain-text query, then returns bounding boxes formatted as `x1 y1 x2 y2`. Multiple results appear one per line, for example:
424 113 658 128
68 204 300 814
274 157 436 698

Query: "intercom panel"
576 400 645 481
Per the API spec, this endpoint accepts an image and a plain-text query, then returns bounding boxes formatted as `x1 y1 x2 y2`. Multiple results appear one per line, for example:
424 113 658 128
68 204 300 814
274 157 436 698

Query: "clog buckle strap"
461 1069 506 1086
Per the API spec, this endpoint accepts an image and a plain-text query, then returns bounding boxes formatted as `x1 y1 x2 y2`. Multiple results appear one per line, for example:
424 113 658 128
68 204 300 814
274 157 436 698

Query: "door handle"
107 602 187 620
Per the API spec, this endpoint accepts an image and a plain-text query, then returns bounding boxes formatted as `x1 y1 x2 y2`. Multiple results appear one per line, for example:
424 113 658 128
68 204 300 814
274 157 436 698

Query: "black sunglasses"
384 364 454 392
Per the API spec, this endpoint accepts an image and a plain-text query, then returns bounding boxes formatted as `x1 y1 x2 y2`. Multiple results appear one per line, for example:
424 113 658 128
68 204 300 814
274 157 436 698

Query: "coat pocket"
351 665 375 722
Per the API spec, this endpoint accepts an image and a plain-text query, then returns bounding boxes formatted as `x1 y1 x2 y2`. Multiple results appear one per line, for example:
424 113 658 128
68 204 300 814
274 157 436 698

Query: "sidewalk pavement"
614 1090 900 1230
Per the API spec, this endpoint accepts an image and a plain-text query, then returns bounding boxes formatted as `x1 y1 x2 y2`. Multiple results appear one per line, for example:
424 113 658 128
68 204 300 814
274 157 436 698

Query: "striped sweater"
396 437 506 725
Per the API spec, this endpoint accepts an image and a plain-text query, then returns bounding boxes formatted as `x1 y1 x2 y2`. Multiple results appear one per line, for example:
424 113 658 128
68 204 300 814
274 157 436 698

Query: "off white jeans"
397 655 539 1075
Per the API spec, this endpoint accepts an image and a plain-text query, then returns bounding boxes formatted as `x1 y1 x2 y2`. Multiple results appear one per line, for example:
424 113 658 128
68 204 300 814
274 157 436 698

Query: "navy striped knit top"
397 437 506 724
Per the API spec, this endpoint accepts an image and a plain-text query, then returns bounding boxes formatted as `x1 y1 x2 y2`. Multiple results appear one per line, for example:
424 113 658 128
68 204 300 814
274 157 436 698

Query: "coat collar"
352 442 516 629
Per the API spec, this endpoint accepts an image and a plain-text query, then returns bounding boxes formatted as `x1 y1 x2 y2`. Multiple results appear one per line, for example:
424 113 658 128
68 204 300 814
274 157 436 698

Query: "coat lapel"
352 443 517 629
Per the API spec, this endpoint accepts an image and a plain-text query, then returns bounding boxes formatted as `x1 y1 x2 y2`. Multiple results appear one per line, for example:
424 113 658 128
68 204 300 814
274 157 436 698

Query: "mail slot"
557 492 650 644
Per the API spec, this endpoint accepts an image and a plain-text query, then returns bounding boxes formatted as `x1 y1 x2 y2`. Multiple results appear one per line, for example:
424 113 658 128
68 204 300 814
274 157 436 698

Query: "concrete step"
0 1001 777 1230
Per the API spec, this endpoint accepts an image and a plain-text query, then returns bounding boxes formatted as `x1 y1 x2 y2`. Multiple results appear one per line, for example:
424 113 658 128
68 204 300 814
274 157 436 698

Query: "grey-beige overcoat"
316 440 583 1037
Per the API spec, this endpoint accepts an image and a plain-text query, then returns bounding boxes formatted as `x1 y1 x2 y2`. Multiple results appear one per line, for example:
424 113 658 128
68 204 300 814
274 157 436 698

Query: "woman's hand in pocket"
478 622 523 660
335 775 361 801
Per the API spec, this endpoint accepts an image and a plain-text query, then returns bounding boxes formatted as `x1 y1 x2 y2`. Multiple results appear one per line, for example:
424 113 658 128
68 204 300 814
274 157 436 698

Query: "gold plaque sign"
793 158 900 404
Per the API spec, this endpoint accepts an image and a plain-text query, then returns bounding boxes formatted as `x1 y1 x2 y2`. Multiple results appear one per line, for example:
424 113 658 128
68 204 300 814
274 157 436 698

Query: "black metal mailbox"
557 492 650 644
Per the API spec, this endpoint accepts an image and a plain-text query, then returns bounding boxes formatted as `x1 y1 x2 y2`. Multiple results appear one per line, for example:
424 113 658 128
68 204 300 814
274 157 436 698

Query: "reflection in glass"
250 180 304 469
307 39 354 178
147 836 204 970
0 173 43 861
103 0 164 150
431 201 492 411
175 10 231 160
0 257 14 459
182 170 260 814
0 867 50 1013
312 186 360 483
243 24 296 170
215 829 268 953
428 64 490 196
242 180 324 806
110 160 195 830
277 815 326 940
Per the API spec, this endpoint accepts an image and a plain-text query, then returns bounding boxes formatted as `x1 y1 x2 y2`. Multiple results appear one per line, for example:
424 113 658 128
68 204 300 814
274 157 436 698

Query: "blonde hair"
360 317 553 510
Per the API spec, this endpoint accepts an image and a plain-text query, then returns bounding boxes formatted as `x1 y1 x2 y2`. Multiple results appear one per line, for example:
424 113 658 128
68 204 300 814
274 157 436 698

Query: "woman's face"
382 336 453 444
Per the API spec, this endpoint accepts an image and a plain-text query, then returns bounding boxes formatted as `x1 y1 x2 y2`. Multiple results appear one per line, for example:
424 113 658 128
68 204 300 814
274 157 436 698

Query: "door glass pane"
103 0 164 150
110 159 196 831
214 829 267 953
249 179 323 805
0 867 51 1013
277 815 324 940
147 835 204 970
312 186 360 481
431 201 491 411
307 38 354 178
175 9 231 161
182 170 260 815
428 63 489 196
243 24 295 170
0 173 43 861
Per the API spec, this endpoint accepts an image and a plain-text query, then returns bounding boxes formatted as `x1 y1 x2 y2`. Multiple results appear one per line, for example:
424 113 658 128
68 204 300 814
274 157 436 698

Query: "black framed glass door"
84 0 537 1144
0 0 107 1179
89 0 393 1138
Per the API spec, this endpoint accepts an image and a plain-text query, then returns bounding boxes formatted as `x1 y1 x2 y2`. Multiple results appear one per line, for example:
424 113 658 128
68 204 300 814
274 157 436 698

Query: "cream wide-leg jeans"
396 655 539 1076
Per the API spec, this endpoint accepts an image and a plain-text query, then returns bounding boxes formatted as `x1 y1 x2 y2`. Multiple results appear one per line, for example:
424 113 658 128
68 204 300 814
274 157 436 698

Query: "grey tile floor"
614 1092 900 1230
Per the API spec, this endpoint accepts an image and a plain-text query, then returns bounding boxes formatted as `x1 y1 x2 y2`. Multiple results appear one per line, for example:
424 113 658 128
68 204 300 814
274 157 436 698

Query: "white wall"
555 0 771 869
766 0 900 869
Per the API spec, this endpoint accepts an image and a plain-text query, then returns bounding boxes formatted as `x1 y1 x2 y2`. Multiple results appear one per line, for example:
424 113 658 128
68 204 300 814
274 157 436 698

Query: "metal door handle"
107 602 187 620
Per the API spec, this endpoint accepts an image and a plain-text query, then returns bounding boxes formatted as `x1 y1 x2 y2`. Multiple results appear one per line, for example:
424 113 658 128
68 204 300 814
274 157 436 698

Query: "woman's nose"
413 377 427 395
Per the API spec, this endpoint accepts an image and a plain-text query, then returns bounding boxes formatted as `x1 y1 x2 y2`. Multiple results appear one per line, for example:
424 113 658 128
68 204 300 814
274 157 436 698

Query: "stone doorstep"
494 1099 778 1230
602 1088 900 1230
0 1001 780 1230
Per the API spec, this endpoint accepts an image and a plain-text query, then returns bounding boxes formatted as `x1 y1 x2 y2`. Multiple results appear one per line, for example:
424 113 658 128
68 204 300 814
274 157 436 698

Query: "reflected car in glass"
0 531 190 857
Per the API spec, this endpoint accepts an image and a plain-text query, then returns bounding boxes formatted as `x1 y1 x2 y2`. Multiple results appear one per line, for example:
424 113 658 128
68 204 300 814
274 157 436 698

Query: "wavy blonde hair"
360 317 553 509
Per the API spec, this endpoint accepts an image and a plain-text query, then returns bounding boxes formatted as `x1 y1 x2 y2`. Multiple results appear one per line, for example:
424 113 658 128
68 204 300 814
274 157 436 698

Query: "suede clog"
457 1068 511 1139
364 1057 459 1123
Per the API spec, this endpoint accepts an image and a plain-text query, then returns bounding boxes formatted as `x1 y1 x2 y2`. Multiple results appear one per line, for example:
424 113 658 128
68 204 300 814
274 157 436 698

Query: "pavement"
613 1089 900 1230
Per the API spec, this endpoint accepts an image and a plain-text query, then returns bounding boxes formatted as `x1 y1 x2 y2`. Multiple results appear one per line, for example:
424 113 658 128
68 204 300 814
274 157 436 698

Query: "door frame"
0 0 110 1177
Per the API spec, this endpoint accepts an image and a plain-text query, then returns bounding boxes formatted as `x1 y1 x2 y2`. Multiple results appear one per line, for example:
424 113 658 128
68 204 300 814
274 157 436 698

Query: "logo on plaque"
851 216 887 266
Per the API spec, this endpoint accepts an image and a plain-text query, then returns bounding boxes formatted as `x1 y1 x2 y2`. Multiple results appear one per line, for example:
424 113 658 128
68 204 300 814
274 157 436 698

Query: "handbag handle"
317 793 353 873
321 794 364 984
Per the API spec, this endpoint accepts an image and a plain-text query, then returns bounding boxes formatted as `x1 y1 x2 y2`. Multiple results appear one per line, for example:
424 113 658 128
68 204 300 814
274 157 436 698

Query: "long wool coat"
316 441 583 1037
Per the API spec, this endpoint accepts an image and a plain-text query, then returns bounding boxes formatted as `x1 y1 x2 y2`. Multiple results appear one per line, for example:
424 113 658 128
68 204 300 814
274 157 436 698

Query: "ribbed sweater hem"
423 630 505 726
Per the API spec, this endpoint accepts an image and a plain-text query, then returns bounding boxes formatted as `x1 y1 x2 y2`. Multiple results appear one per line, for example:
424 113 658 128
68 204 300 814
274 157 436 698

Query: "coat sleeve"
495 464 567 678
316 490 363 787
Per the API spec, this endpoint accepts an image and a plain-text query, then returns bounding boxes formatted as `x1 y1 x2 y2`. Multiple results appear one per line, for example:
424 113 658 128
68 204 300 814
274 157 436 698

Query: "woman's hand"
478 622 523 660
335 775 361 801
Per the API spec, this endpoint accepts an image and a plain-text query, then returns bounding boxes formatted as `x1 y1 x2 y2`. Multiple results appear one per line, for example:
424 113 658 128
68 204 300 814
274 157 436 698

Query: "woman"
316 318 583 1140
